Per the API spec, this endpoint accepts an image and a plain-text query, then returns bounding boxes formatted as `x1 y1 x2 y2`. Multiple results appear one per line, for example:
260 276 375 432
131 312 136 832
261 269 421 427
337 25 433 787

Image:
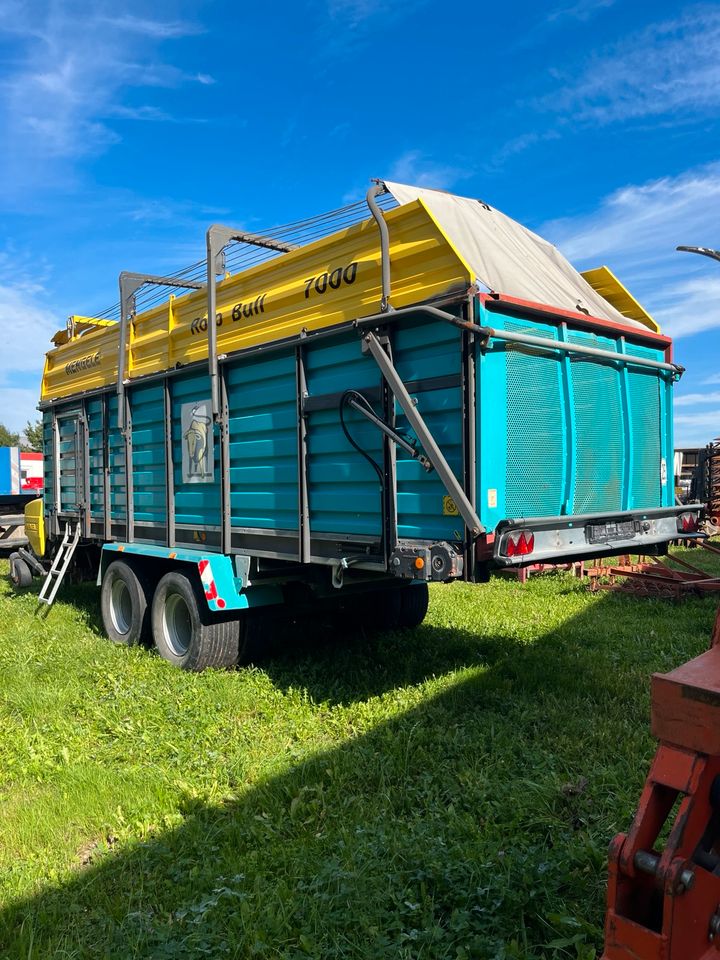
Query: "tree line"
0 420 43 452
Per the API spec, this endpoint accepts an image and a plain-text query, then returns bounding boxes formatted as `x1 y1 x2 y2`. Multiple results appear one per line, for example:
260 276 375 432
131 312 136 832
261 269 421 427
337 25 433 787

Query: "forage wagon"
10 180 699 668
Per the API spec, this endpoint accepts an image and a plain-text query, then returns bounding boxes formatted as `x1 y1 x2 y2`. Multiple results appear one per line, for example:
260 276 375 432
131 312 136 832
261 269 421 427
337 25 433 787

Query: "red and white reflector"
677 512 699 534
503 530 535 557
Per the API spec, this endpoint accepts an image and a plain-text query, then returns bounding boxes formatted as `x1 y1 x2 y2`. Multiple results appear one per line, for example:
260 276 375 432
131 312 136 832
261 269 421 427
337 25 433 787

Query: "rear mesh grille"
502 321 665 518
626 345 662 508
569 333 623 514
505 322 564 517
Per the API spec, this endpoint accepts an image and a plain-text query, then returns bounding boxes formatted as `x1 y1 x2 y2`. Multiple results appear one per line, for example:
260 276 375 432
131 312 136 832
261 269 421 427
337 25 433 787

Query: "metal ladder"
38 522 81 607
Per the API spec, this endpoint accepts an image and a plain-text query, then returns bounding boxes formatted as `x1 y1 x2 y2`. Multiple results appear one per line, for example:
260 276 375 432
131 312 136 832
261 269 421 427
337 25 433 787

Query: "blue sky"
0 0 718 446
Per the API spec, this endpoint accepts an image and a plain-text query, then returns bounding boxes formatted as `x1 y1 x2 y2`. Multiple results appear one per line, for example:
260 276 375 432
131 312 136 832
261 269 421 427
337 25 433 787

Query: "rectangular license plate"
587 520 637 544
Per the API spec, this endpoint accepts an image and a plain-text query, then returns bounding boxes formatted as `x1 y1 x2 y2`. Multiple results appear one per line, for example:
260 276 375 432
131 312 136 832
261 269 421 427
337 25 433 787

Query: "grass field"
1 550 719 959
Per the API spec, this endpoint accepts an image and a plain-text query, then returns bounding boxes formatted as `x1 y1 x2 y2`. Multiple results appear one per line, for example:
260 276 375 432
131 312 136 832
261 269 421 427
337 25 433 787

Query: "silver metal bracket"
234 554 252 588
332 558 349 589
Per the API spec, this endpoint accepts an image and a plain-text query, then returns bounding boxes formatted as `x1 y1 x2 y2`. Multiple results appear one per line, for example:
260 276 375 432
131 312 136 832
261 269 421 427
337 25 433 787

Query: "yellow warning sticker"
443 496 459 516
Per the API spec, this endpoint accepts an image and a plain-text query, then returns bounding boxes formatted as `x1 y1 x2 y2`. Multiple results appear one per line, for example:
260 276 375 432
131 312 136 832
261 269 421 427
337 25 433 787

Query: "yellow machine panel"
581 265 659 333
24 497 45 558
42 199 473 402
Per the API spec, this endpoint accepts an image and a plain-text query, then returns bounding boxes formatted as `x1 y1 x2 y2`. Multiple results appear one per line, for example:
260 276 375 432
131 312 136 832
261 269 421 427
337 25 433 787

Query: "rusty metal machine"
603 605 720 958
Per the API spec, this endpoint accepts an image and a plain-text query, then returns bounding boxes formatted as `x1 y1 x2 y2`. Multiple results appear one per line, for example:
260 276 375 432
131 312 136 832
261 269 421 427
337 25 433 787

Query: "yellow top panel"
42 199 472 401
581 266 659 333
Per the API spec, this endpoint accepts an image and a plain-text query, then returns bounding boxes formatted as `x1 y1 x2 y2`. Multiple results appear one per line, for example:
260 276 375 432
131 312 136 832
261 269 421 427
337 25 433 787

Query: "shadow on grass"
53 576 521 706
1 580 715 959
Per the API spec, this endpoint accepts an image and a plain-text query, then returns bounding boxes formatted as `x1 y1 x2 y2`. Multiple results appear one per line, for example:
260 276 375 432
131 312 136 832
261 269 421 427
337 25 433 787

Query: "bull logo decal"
181 400 214 484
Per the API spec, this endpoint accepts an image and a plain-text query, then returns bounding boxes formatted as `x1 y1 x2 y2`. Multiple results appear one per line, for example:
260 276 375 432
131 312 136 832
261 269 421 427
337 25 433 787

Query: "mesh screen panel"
505 321 564 516
626 345 662 508
568 333 624 514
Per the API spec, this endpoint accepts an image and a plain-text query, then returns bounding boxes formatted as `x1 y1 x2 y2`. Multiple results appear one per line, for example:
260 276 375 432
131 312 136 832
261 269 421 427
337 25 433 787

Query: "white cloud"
536 5 720 124
484 129 561 172
102 15 202 38
541 163 720 339
0 272 62 431
674 414 719 448
676 391 720 407
325 0 428 27
326 0 381 25
546 0 615 23
386 150 471 191
653 276 720 339
0 2 213 198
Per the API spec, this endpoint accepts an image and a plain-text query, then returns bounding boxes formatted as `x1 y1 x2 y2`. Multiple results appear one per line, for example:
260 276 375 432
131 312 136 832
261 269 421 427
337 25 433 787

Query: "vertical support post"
220 367 231 555
52 408 61 534
124 398 134 544
102 392 111 540
80 399 90 538
296 345 310 564
662 370 674 508
461 297 477 580
380 332 398 560
617 337 634 511
163 377 175 548
205 229 224 422
366 182 392 313
205 225 297 553
558 323 577 515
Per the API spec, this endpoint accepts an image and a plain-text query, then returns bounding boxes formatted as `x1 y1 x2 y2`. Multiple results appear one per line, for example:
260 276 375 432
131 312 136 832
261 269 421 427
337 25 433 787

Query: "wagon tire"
101 560 152 646
152 570 239 671
397 583 429 629
8 552 32 589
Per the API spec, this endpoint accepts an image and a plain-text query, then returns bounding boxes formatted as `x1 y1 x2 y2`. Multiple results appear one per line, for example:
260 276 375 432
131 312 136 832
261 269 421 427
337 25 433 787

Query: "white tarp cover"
383 181 643 330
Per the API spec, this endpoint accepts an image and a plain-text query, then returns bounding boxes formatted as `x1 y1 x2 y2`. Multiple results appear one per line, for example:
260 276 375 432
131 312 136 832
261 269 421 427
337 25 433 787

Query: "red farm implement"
602 606 720 959
586 539 720 599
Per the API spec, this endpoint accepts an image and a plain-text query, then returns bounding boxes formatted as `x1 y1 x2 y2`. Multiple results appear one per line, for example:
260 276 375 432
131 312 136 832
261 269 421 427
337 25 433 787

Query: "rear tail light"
503 530 535 557
677 512 699 533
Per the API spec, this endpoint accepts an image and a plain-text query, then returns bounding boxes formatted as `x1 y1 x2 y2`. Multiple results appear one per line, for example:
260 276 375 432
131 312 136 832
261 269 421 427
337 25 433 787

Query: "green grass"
0 548 718 959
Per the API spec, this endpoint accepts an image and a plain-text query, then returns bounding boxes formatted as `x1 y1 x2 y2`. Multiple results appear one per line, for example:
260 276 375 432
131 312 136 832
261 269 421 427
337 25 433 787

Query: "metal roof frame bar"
206 225 298 420
117 271 203 432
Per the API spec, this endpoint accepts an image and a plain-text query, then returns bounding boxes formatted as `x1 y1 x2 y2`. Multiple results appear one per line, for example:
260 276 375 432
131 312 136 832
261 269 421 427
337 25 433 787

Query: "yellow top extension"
42 199 473 402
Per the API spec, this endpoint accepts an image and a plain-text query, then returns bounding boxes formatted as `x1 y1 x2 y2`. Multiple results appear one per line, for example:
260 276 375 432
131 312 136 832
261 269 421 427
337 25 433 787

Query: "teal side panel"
87 397 105 521
130 382 166 530
171 372 220 530
393 320 464 541
625 343 665 510
42 410 54 513
567 330 624 514
226 351 298 531
502 318 565 518
305 333 382 536
107 393 127 522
